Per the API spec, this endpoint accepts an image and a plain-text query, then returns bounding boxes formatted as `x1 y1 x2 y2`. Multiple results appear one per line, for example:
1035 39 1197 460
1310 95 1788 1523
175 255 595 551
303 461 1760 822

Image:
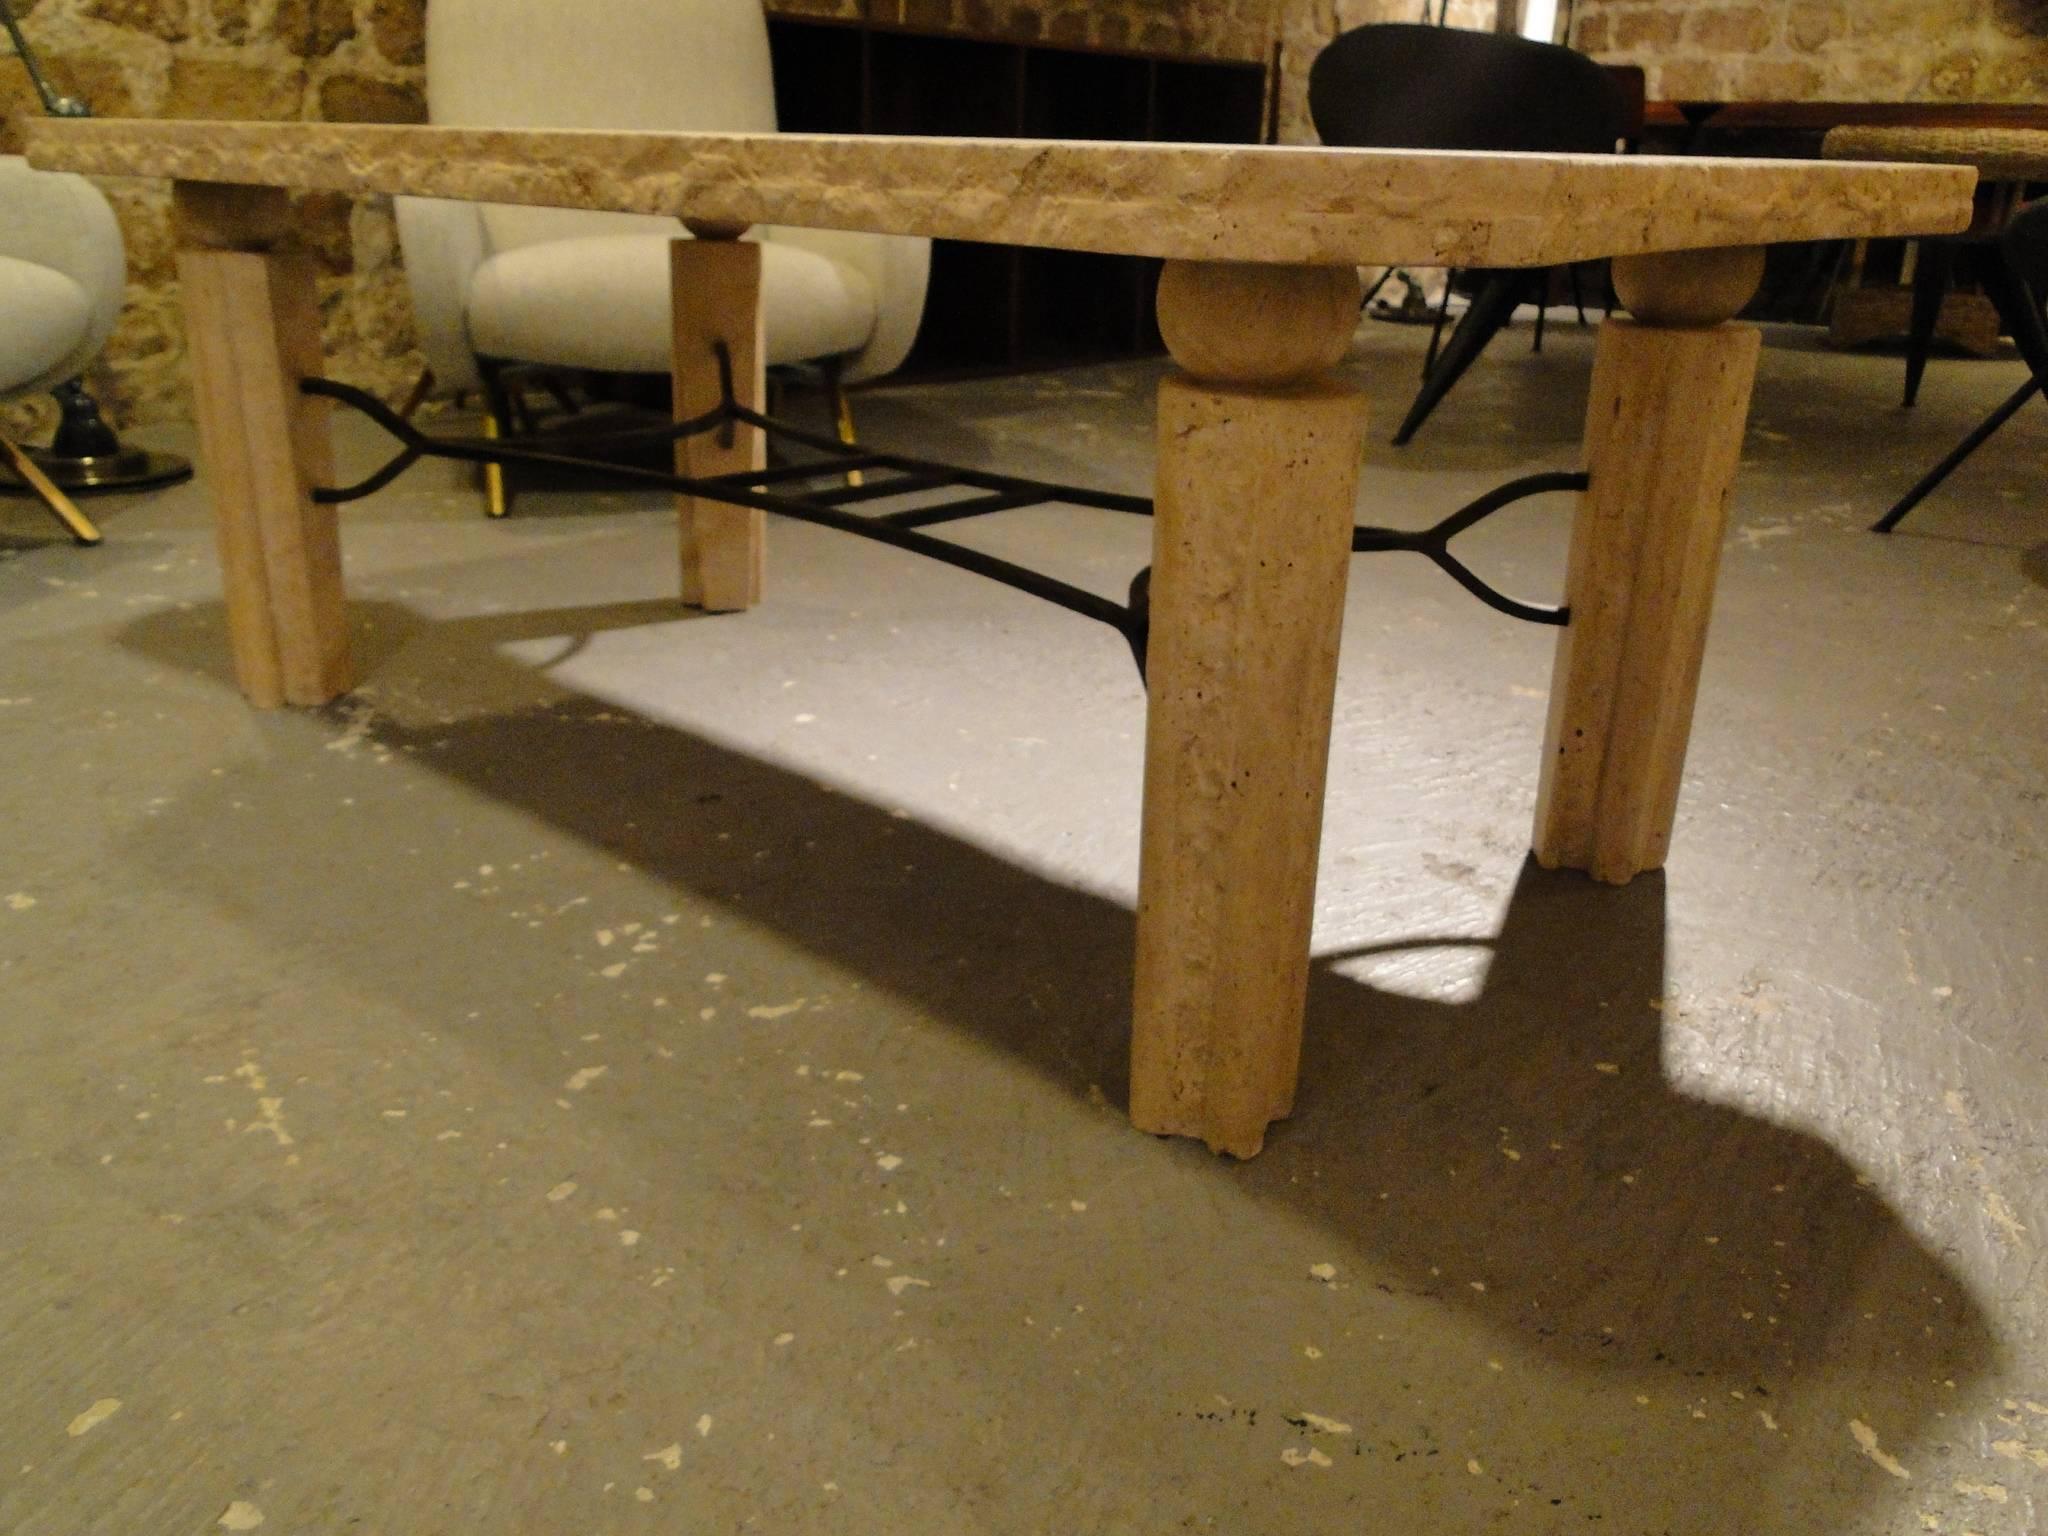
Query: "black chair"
1877 198 2048 533
1883 215 2027 413
1894 185 2013 410
1308 24 1630 445
1901 236 1967 409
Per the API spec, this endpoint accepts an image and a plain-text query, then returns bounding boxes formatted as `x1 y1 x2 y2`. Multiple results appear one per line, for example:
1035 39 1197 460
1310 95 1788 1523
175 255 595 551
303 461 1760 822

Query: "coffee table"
22 119 1974 1157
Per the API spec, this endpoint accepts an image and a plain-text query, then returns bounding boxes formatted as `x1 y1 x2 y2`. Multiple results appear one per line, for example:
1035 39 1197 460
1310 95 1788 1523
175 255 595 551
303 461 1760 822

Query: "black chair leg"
1874 376 2038 532
1532 277 1548 354
1903 239 1955 408
1423 268 1458 377
1395 271 1526 446
1978 242 2048 383
1567 262 1590 326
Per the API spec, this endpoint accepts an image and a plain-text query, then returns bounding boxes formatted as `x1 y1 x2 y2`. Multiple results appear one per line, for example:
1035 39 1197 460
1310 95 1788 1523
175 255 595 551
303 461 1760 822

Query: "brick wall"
1571 0 2048 102
3 0 1502 431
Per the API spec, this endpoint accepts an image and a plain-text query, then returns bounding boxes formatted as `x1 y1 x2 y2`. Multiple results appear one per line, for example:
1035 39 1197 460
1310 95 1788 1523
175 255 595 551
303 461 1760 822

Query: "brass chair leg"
481 411 509 518
1 436 102 545
828 366 864 488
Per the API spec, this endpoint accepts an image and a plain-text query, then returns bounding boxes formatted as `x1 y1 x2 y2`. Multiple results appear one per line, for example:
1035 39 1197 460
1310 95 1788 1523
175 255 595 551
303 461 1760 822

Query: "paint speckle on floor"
217 1502 264 1531
644 1443 681 1470
65 1399 121 1437
885 1276 930 1296
1280 1447 1333 1469
1851 1419 1912 1479
243 1097 293 1148
875 1153 903 1172
1309 1263 1338 1283
1292 1412 1352 1436
564 1065 608 1092
1990 1438 2048 1468
5 893 36 911
546 1181 578 1203
1982 1192 2028 1244
748 1000 806 1020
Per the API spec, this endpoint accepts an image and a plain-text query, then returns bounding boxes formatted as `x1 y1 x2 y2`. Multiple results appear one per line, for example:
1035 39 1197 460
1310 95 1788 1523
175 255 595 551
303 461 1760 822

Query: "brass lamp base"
0 379 193 499
0 443 193 496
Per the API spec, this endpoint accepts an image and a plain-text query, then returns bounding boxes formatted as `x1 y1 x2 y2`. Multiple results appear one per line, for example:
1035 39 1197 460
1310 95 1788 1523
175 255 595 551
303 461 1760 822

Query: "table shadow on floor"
115 595 1999 1531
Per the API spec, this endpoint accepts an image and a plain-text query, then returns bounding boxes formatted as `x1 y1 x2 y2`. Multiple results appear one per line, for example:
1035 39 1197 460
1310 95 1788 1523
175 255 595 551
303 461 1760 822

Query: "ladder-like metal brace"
304 343 1578 681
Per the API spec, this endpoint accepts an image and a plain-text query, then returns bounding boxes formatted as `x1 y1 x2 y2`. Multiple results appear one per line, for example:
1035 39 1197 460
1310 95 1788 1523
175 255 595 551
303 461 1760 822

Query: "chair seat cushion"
0 256 92 398
465 233 877 375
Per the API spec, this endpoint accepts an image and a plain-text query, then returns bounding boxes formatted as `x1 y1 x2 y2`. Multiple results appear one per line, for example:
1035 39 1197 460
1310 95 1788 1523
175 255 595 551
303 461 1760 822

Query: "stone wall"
3 0 1503 433
1571 0 2048 102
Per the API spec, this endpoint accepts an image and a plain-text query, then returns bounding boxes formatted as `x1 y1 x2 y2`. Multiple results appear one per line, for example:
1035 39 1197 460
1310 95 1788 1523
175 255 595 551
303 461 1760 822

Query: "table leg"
1131 261 1366 1158
173 182 349 710
1534 248 1766 885
672 233 765 612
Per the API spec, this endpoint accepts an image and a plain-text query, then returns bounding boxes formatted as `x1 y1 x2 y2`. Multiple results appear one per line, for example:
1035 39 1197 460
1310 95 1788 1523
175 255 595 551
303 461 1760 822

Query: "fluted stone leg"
1130 261 1367 1159
672 229 766 612
173 181 349 709
1535 247 1766 884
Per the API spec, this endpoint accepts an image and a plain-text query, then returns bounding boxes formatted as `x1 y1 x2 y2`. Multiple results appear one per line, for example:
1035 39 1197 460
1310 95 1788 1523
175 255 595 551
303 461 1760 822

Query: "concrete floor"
1 314 2043 1535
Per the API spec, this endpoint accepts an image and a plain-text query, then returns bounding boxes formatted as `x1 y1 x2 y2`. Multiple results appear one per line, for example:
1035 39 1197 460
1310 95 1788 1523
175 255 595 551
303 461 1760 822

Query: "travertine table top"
1824 125 2048 186
23 118 1977 269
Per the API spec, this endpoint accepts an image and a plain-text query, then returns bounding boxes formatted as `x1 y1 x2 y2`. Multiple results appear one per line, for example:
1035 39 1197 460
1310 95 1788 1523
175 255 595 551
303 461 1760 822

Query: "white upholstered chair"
395 0 931 516
0 155 125 543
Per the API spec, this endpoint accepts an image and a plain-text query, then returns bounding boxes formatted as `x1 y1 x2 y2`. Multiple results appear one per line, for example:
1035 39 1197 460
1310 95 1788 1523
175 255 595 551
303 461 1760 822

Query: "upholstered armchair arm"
394 195 492 394
765 228 931 383
0 155 126 390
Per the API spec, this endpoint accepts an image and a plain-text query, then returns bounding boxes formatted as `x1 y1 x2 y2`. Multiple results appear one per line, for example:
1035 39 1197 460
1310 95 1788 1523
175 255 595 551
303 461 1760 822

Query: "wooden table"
1650 101 2048 137
1824 127 2048 379
22 119 1975 1157
1824 125 2048 187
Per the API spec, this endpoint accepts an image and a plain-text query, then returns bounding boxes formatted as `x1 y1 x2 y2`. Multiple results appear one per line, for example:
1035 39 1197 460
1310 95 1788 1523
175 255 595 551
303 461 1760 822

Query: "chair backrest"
426 0 779 250
1309 23 1629 155
1602 64 1648 142
1999 199 2048 383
